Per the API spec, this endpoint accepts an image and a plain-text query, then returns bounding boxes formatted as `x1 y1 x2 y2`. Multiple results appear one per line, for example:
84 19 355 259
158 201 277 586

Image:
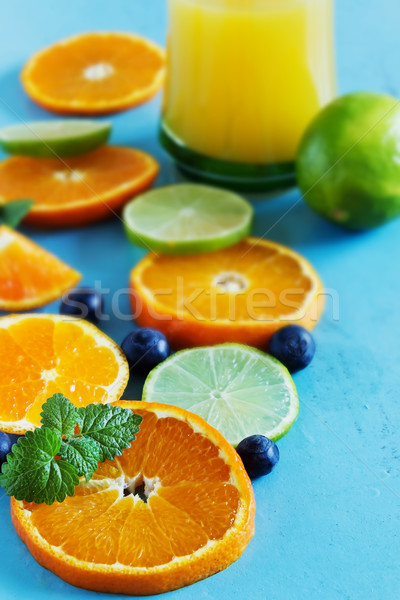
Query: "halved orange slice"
0 314 129 433
21 32 165 115
0 225 81 311
11 401 255 595
0 146 159 227
130 237 324 349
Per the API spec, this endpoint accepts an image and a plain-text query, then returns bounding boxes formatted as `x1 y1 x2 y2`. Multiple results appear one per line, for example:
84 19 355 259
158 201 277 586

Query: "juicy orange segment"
0 146 159 227
11 402 255 595
21 32 165 115
0 314 129 433
130 237 324 349
0 226 81 310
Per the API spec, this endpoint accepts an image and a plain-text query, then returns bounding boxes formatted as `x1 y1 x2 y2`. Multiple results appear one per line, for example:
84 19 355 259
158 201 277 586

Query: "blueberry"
268 325 315 373
60 288 104 324
0 431 12 466
236 435 279 478
121 328 170 375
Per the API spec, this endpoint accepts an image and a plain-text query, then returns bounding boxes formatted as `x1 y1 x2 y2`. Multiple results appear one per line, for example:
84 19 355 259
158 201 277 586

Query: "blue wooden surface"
0 1 399 599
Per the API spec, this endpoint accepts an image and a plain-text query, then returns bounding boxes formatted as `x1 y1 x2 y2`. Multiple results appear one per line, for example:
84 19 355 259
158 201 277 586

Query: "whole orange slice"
21 32 165 115
0 314 129 434
130 237 324 349
11 401 255 595
0 146 159 227
0 225 81 310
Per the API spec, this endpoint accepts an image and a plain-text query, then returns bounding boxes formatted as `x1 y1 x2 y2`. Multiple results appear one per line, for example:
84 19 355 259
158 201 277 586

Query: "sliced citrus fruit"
0 314 129 434
11 401 255 595
0 120 111 158
0 146 159 227
21 32 165 115
123 184 253 255
130 237 324 349
0 225 81 311
143 344 298 445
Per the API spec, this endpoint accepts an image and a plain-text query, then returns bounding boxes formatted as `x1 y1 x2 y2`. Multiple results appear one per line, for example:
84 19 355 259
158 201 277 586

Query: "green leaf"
79 404 142 462
0 199 34 228
0 427 79 505
59 437 101 481
40 394 83 438
0 398 143 506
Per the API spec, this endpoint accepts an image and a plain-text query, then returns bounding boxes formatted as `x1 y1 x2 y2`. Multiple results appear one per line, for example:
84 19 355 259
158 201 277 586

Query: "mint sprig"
59 437 101 482
0 199 34 228
0 395 142 504
77 403 142 462
0 427 79 504
40 392 83 437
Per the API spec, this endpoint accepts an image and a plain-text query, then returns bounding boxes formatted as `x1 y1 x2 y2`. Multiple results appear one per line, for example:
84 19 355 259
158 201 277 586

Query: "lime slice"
122 184 253 254
142 344 299 446
0 120 112 158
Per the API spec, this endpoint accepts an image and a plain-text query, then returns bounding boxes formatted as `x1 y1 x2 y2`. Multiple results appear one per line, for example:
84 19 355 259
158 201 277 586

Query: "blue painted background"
0 1 399 599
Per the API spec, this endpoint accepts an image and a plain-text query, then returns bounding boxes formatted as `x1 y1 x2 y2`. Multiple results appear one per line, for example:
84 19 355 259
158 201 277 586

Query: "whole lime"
296 92 400 229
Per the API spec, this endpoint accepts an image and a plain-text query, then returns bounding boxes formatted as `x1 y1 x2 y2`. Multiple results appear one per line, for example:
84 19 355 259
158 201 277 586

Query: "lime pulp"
0 120 112 158
142 344 299 446
122 184 254 255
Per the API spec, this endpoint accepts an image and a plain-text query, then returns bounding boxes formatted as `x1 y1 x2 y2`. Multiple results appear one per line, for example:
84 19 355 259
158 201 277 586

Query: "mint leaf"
0 427 79 505
0 396 143 506
0 199 34 228
79 404 142 461
41 394 83 438
59 437 101 481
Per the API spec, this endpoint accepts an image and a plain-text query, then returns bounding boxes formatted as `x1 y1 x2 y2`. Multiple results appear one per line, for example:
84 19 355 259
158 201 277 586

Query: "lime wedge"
122 184 253 255
0 120 112 158
142 344 299 446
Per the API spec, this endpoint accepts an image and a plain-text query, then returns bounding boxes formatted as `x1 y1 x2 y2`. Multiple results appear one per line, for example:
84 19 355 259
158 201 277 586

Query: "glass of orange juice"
160 0 336 192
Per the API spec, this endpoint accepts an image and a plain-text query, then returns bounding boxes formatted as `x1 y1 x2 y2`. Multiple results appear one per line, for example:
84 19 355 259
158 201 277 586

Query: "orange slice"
11 401 255 595
0 314 129 434
0 225 81 311
21 32 165 115
130 237 324 349
0 146 159 227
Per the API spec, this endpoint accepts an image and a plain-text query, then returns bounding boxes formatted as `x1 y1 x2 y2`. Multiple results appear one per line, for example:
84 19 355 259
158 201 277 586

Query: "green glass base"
159 123 297 194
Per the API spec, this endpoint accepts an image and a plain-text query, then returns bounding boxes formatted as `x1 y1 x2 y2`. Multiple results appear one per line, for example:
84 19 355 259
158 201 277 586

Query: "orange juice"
160 0 336 191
